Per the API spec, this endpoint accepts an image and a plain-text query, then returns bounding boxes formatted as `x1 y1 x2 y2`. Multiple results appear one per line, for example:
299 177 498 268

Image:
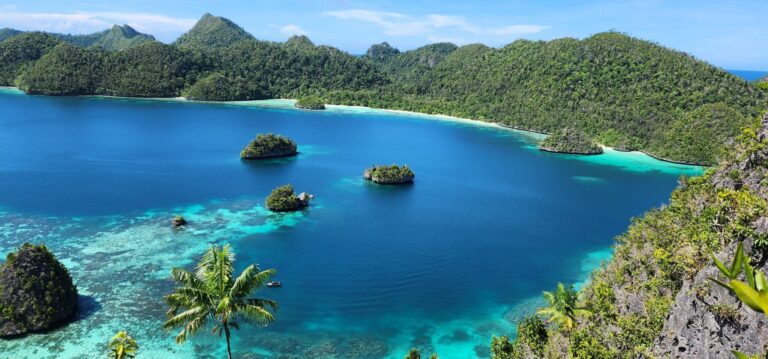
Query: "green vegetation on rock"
0 243 78 337
364 165 415 184
538 127 603 155
265 184 312 212
757 77 768 93
295 96 325 110
240 133 298 159
495 113 768 358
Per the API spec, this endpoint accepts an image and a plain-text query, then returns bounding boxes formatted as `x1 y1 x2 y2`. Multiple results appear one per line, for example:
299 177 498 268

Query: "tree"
107 331 138 359
490 336 515 359
536 282 591 330
405 348 421 359
163 244 278 359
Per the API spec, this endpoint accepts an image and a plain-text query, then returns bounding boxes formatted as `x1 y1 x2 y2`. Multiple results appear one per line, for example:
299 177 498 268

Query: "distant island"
240 134 298 160
265 184 313 212
538 127 604 155
0 13 766 165
295 96 326 110
364 165 415 184
0 243 78 337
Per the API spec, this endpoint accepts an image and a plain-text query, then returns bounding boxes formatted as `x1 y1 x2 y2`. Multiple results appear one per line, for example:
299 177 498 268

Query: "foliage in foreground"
709 243 768 358
163 244 278 359
537 283 591 330
107 331 138 359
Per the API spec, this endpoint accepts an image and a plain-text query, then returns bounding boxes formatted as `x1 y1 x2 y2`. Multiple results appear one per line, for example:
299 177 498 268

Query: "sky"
0 0 766 70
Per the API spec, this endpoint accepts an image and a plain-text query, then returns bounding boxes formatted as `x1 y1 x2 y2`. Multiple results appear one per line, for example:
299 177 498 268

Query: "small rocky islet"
294 96 326 110
240 133 298 160
265 184 313 212
364 165 415 184
538 127 604 155
171 215 187 227
0 243 78 337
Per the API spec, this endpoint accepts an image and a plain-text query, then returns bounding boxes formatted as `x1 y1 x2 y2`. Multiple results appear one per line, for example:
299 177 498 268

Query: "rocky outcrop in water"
295 96 326 110
0 243 78 337
265 184 313 212
538 127 603 155
172 215 187 227
364 165 415 184
240 133 298 160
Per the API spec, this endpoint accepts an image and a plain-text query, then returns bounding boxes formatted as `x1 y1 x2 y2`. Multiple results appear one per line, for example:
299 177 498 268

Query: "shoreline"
0 86 704 171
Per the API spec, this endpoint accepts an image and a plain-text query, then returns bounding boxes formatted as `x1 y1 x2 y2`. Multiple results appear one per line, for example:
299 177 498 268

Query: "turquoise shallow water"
0 89 701 358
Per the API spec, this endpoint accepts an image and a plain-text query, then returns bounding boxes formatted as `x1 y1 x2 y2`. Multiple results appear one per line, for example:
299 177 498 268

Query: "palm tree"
536 282 591 330
163 244 278 359
107 331 138 359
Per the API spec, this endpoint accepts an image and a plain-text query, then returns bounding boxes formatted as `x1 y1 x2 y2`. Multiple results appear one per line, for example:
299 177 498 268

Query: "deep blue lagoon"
0 88 701 358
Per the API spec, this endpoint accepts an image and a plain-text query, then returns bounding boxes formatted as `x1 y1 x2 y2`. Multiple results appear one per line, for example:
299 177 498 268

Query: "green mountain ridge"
0 28 22 43
340 32 766 165
90 25 157 51
0 25 155 51
173 13 254 48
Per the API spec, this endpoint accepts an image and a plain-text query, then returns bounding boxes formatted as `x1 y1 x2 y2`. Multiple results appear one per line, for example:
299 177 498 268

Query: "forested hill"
0 25 155 51
0 14 386 100
173 13 254 48
342 32 767 165
0 28 22 43
0 14 765 165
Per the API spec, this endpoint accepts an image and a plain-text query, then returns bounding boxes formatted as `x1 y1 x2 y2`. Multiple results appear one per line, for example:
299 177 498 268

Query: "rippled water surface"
0 88 702 358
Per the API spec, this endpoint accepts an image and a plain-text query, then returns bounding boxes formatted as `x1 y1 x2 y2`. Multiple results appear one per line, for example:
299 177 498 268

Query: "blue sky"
0 0 766 70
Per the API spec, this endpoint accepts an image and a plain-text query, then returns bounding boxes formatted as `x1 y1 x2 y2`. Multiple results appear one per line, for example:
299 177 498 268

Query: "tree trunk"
224 322 233 359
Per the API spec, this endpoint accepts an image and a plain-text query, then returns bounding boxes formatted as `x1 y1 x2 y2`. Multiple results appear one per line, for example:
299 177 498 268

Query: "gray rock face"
0 244 78 336
652 240 768 358
297 192 313 207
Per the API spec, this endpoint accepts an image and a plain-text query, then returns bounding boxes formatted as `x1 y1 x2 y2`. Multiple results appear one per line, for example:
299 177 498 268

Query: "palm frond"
235 304 276 326
164 306 209 330
197 244 235 295
230 266 275 300
244 298 279 311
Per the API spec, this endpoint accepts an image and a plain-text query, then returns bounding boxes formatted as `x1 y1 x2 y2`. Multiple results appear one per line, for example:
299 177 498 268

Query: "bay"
0 89 701 358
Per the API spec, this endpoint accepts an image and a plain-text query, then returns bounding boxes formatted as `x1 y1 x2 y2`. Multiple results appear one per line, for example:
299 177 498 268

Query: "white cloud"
323 9 547 42
279 24 308 36
0 10 196 40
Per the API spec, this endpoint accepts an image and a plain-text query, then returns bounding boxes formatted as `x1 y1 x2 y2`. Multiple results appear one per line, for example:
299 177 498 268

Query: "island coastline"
0 86 705 172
